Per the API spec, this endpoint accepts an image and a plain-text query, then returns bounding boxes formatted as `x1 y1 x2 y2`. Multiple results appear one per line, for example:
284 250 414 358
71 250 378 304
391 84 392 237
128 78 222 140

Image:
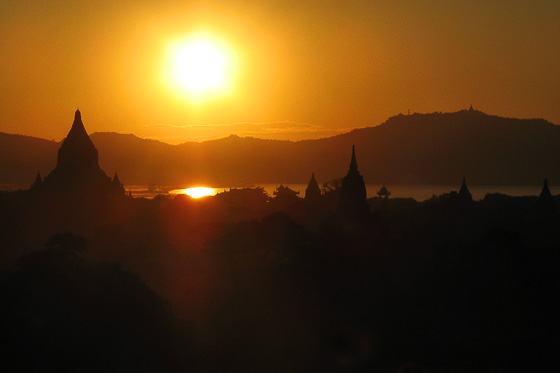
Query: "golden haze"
0 1 559 143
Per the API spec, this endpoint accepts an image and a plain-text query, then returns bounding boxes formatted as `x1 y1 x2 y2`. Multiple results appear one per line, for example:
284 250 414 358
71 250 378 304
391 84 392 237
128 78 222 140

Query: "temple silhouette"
338 145 368 216
457 177 472 202
32 110 123 196
304 172 321 203
4 111 560 372
273 184 300 199
536 177 557 217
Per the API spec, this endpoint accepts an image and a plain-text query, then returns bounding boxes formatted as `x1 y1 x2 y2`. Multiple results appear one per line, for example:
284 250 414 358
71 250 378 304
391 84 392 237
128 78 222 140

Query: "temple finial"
458 177 472 202
540 178 552 199
349 145 358 172
305 171 321 202
338 145 368 216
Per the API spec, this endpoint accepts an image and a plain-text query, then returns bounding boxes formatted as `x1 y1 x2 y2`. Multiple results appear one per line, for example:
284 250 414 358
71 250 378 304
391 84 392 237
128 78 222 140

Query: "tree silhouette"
0 234 195 372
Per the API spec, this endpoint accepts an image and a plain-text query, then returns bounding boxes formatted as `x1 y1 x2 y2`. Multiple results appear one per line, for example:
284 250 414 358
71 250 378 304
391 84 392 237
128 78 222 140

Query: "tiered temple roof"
38 110 123 195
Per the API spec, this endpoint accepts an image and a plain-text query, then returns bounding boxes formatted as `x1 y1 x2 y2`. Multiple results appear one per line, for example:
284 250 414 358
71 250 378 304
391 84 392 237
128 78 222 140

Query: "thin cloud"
145 120 325 130
141 120 352 143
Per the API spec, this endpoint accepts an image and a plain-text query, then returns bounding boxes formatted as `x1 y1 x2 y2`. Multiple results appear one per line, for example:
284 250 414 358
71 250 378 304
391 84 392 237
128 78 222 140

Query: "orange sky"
1 1 559 143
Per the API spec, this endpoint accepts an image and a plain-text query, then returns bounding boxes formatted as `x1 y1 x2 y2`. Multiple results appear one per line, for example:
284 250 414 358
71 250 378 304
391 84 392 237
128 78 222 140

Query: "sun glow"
171 187 217 199
164 34 236 100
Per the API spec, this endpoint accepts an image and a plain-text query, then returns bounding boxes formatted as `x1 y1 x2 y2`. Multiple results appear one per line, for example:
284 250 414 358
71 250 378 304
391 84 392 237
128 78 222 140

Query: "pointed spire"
61 108 91 150
458 177 472 202
349 145 358 173
338 145 368 216
58 108 97 161
460 177 468 191
44 109 106 188
70 109 86 134
41 110 122 195
305 172 321 202
112 172 125 194
536 178 557 217
540 178 552 199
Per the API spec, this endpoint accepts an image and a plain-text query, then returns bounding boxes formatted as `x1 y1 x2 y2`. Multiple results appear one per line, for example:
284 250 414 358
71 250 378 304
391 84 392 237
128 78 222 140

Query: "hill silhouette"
2 109 559 187
2 110 560 370
0 133 58 185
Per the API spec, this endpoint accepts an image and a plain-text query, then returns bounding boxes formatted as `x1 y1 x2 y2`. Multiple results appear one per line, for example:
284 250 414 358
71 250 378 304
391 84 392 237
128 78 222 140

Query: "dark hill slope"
90 132 175 186
335 110 560 185
90 110 560 186
2 110 559 187
0 133 58 184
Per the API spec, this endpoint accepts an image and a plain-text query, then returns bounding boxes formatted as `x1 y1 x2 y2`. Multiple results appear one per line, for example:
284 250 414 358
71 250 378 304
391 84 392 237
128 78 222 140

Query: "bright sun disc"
175 41 225 93
165 34 234 99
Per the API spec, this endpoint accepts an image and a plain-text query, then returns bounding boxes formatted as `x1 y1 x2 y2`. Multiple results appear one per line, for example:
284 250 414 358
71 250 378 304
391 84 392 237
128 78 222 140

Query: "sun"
174 40 226 93
164 34 235 100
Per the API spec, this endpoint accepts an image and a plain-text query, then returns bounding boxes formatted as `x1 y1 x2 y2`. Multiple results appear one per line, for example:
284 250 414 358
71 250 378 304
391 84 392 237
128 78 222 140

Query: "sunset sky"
1 1 558 143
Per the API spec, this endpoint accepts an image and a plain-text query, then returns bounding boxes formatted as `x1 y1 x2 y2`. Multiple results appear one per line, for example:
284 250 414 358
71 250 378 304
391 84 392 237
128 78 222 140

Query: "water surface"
2 183 554 202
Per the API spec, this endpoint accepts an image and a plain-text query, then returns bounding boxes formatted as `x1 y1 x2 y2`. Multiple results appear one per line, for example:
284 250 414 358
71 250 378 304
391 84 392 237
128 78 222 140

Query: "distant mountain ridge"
0 132 58 185
1 109 559 187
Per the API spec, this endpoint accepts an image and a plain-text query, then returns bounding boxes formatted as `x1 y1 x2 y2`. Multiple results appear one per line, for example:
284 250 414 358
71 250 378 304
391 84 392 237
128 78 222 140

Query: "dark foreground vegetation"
1 185 559 372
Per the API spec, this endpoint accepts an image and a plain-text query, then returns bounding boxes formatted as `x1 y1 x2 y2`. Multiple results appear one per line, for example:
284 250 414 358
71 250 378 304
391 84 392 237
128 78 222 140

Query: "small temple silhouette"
304 172 321 203
273 184 299 200
536 178 557 217
457 177 473 203
377 185 391 200
338 145 368 216
33 110 123 195
112 172 125 194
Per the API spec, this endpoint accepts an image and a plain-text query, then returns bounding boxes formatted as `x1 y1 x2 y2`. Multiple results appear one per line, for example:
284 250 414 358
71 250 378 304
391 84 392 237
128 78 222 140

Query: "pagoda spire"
70 109 87 134
338 145 368 216
349 145 358 173
536 178 557 217
42 110 118 194
74 109 81 123
458 177 473 202
112 172 125 193
112 172 121 185
305 172 321 202
540 178 552 199
459 177 468 192
54 109 99 170
310 172 317 184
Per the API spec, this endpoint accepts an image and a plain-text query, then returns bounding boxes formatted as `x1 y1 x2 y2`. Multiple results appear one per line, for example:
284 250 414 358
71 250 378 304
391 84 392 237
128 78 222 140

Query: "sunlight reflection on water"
3 183 550 201
169 187 225 198
127 184 560 201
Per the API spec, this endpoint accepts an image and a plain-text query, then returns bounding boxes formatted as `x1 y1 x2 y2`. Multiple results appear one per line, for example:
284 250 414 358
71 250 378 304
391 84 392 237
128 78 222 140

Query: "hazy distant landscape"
3 108 560 371
3 2 560 370
2 109 559 189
